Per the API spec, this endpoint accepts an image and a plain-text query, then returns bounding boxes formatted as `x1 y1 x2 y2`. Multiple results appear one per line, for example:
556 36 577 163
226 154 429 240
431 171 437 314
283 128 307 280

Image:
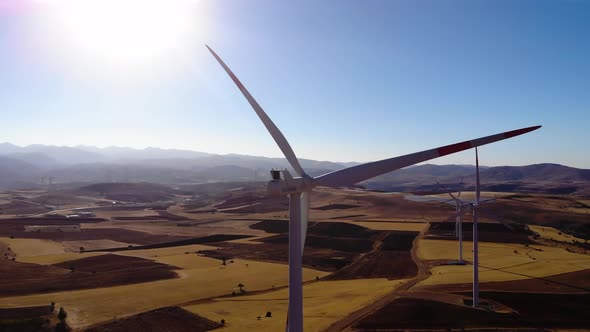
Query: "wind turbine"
436 179 470 264
206 45 540 332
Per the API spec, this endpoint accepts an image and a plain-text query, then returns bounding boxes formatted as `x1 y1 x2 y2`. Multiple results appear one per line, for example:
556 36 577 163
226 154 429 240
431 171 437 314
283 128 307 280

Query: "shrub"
58 307 67 321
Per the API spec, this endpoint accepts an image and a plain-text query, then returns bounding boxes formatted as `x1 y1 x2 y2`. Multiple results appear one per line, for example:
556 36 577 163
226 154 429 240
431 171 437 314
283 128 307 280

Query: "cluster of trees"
52 303 70 332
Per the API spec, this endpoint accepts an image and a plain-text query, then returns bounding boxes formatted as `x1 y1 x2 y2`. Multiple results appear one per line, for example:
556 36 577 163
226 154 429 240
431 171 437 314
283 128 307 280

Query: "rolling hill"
0 143 588 196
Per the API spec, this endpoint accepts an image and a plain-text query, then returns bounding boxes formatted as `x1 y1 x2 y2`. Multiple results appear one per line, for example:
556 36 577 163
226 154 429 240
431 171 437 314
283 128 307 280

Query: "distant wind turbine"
439 152 497 306
206 45 541 332
436 178 470 264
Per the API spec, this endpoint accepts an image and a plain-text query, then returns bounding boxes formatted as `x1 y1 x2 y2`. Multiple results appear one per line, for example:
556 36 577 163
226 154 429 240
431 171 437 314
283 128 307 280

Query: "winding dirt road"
322 222 433 332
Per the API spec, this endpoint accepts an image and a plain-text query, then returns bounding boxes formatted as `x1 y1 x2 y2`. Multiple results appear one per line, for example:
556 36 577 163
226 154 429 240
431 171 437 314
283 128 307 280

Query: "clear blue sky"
1 0 588 168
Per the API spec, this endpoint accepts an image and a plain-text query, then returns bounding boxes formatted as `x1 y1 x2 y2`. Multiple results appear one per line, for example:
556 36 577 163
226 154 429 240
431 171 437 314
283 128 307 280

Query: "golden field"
529 225 588 244
0 237 65 257
416 239 590 287
185 278 408 332
0 248 327 329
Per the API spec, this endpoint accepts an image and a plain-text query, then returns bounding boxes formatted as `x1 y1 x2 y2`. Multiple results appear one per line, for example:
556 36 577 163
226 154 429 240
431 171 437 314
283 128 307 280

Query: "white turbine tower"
472 147 482 307
206 45 540 332
436 179 470 264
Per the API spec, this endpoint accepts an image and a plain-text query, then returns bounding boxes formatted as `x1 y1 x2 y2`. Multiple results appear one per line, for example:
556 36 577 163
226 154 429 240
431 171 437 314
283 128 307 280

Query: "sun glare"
34 0 204 77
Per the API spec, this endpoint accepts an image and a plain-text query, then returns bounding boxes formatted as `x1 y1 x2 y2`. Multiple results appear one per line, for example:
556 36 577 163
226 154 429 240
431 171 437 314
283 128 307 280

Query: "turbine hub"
267 169 310 196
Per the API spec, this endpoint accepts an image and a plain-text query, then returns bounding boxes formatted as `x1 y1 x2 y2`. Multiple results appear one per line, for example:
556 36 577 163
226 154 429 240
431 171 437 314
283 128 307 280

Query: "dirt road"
322 222 433 332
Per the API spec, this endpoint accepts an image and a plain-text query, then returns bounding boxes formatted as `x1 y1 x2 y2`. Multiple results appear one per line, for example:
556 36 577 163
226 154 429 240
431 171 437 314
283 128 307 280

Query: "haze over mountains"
0 143 589 195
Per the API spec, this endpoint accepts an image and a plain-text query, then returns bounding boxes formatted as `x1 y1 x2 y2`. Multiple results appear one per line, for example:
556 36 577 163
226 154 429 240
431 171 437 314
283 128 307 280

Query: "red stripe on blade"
437 141 472 157
504 126 541 138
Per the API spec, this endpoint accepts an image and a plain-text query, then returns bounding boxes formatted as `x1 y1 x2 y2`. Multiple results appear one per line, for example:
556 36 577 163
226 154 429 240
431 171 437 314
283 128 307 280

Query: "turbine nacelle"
267 169 312 196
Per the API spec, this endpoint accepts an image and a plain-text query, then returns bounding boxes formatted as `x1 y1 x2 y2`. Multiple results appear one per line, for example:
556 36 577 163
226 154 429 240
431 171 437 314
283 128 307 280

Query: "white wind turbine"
436 178 470 264
206 45 540 332
440 149 494 306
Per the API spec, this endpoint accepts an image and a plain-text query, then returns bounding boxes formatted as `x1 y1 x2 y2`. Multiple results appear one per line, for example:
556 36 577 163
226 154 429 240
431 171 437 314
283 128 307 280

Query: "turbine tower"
473 147 481 307
206 45 540 331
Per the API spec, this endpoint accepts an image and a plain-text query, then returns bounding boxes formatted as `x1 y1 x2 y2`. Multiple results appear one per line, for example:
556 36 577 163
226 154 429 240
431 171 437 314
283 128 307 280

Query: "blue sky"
1 0 588 167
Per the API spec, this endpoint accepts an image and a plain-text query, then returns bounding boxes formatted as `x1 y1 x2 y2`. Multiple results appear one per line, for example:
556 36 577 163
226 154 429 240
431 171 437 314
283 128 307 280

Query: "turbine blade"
313 126 541 188
436 180 459 202
458 176 464 198
300 191 310 255
206 45 307 178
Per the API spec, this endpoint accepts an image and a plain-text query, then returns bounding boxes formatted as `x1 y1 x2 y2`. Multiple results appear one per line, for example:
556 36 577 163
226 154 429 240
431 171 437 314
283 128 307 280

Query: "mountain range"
0 143 588 196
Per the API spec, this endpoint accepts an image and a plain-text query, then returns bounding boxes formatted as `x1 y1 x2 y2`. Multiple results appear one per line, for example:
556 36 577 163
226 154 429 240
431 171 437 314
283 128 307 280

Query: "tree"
238 283 245 294
58 307 67 321
79 247 85 253
221 319 226 325
265 311 272 318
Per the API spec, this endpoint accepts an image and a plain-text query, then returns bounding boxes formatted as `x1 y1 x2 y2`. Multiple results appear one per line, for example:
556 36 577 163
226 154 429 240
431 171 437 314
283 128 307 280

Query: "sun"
36 0 204 76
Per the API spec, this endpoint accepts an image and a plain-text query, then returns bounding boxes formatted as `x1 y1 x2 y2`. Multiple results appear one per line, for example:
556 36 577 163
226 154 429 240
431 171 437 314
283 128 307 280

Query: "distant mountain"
0 156 40 188
0 143 588 195
0 143 346 172
364 163 590 195
75 145 212 161
194 165 258 181
0 144 104 164
480 163 590 182
0 143 21 154
4 152 62 170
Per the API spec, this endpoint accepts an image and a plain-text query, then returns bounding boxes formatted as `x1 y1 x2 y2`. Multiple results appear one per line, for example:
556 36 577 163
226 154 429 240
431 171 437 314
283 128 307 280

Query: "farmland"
0 184 589 331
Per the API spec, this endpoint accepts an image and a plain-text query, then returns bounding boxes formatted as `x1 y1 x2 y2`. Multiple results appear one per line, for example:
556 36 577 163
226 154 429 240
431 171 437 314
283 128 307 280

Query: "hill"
364 163 590 195
76 182 180 203
0 143 588 196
